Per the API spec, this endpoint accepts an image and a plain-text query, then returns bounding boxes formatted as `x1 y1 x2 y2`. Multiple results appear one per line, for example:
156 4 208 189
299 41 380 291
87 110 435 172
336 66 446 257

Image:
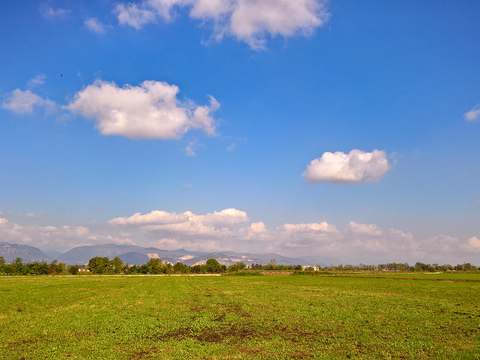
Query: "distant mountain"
58 244 206 265
55 243 332 266
118 252 177 266
118 252 150 265
44 250 63 259
0 242 338 266
298 255 341 267
218 251 332 267
185 252 264 267
0 242 53 263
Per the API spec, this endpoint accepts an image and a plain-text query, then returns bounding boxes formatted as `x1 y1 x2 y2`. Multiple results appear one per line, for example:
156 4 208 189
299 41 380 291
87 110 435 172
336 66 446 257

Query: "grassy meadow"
1 274 479 359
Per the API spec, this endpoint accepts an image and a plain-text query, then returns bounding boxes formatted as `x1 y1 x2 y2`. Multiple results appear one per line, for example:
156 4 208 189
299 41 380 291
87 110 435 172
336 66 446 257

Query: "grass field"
1 275 479 359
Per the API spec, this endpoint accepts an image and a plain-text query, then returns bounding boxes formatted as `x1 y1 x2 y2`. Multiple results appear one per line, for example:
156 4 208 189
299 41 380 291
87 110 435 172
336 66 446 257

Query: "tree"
139 264 149 274
228 264 239 272
56 262 66 274
68 265 79 275
13 258 26 275
147 258 165 274
173 262 189 274
112 257 124 274
191 265 203 274
88 257 111 274
205 258 221 273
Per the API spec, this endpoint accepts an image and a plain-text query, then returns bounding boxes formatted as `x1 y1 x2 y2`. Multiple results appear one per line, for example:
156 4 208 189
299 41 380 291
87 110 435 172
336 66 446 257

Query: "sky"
1 0 479 265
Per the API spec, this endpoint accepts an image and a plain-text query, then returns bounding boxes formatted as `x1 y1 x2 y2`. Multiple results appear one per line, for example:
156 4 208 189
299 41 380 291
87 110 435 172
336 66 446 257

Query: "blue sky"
1 0 479 264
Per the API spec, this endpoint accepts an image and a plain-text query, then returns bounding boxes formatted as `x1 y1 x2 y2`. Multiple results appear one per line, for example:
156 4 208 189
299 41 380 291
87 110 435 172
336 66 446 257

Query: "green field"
1 275 479 359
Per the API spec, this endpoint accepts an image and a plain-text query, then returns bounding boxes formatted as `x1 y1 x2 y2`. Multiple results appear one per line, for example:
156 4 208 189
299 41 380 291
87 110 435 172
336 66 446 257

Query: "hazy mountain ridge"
0 242 337 266
0 242 53 263
58 244 205 265
57 244 336 266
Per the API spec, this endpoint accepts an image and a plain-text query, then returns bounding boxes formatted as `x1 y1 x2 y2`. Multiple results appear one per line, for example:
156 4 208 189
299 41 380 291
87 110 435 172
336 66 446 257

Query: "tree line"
309 262 478 272
0 256 232 275
0 257 79 275
0 255 477 275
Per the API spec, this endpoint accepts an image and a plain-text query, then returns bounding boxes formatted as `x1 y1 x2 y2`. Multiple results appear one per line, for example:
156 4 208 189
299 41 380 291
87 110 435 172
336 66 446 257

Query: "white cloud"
461 236 480 252
465 105 480 122
185 141 205 156
275 222 342 249
27 74 46 89
115 0 329 49
85 18 108 34
2 89 57 115
1 211 478 264
39 6 71 20
110 208 249 233
109 210 190 226
345 221 383 237
155 238 179 249
227 143 235 152
200 208 249 229
302 149 390 184
114 3 157 29
67 80 218 139
146 0 183 22
250 222 266 232
0 216 132 252
224 0 328 49
26 213 40 219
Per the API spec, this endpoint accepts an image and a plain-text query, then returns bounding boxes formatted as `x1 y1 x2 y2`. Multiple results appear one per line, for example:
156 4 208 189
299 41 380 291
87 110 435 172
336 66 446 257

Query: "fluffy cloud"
0 216 132 252
461 236 480 252
277 222 340 244
345 221 383 237
2 89 56 115
85 18 109 34
115 3 157 29
302 149 390 184
345 223 418 260
39 6 71 20
2 209 478 264
200 208 250 229
185 141 205 156
464 105 480 122
109 208 249 232
27 74 46 89
108 211 190 226
67 80 219 139
114 0 329 49
107 208 479 264
185 142 197 156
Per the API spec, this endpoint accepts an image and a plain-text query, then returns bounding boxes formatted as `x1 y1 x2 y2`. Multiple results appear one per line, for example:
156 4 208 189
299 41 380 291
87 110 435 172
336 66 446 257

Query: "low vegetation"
1 273 479 359
1 255 476 276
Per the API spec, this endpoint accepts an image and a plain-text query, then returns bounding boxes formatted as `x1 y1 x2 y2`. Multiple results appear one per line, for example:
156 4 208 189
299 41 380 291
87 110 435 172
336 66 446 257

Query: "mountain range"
0 242 53 263
0 242 340 267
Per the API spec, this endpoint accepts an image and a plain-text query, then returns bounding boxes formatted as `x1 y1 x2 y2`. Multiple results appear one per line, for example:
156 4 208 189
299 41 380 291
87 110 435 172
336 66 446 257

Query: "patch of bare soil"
155 322 329 346
155 323 258 344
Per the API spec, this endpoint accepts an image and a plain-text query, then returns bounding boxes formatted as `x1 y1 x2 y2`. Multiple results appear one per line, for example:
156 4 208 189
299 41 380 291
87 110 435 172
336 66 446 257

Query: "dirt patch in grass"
155 323 331 346
126 347 163 360
155 323 258 344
